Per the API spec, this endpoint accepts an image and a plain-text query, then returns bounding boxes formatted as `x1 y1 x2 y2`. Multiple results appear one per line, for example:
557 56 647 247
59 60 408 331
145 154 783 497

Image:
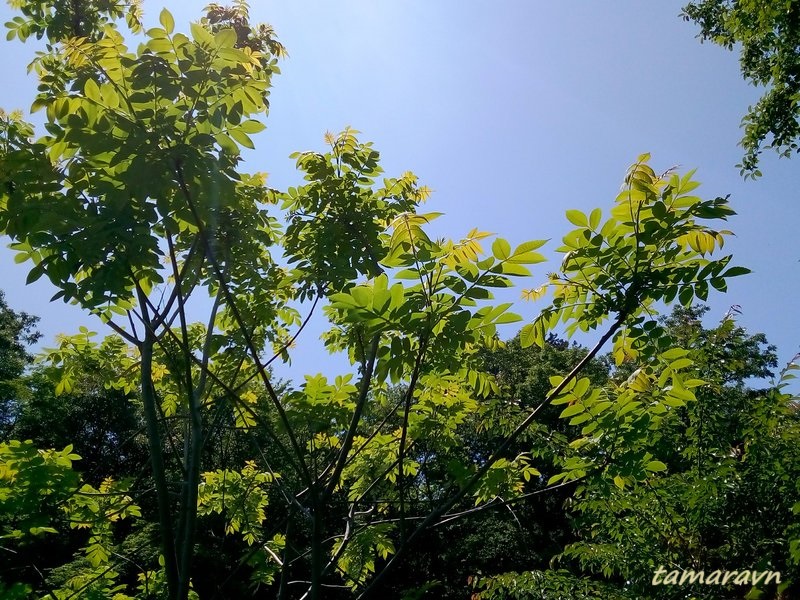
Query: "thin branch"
264 292 321 369
153 320 304 480
396 336 429 542
343 392 406 470
175 161 313 487
323 335 380 499
433 477 584 528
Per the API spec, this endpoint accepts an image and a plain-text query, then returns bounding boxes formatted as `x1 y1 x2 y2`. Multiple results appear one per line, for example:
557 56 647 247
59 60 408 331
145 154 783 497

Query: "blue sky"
1 1 798 385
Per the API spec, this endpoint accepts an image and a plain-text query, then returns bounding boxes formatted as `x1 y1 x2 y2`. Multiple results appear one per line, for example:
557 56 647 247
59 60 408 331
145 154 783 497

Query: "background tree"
683 0 800 177
9 335 147 482
0 289 40 438
473 307 800 599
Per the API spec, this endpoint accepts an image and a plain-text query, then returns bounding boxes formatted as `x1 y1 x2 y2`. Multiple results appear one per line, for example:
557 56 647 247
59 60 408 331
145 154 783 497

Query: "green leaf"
498 263 531 276
84 79 101 103
229 128 255 149
351 286 372 307
573 378 590 398
588 208 602 229
491 238 511 260
159 8 175 34
240 119 266 134
668 376 696 402
661 348 688 361
645 460 667 472
514 239 548 253
519 323 535 348
569 412 592 425
86 542 109 567
215 28 237 48
507 251 546 265
494 312 522 324
616 401 640 417
721 266 751 278
669 358 693 371
215 133 240 154
190 21 214 46
25 263 45 284
560 404 584 418
678 286 694 306
566 209 588 227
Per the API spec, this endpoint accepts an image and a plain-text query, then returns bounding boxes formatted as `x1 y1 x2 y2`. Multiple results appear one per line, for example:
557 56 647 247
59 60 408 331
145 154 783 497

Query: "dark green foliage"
683 0 800 176
473 569 636 600
0 291 39 380
373 337 611 598
0 290 40 438
475 307 800 599
4 0 144 42
9 370 146 482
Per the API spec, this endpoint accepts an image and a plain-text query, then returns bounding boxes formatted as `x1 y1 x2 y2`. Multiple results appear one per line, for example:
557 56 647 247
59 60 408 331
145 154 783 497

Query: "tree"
0 1 751 598
8 333 148 482
682 0 800 177
473 307 800 599
0 290 40 438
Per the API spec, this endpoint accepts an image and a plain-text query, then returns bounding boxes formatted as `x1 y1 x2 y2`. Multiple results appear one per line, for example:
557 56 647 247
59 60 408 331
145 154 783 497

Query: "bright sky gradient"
1 1 798 385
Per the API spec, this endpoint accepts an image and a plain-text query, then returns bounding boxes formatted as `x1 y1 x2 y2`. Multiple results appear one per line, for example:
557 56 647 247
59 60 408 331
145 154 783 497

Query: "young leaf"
645 461 667 472
492 238 511 260
159 8 175 34
566 209 588 227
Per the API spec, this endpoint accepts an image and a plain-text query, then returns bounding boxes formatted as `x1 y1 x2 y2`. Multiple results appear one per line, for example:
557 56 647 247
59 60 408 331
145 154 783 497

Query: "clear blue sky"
1 1 798 385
